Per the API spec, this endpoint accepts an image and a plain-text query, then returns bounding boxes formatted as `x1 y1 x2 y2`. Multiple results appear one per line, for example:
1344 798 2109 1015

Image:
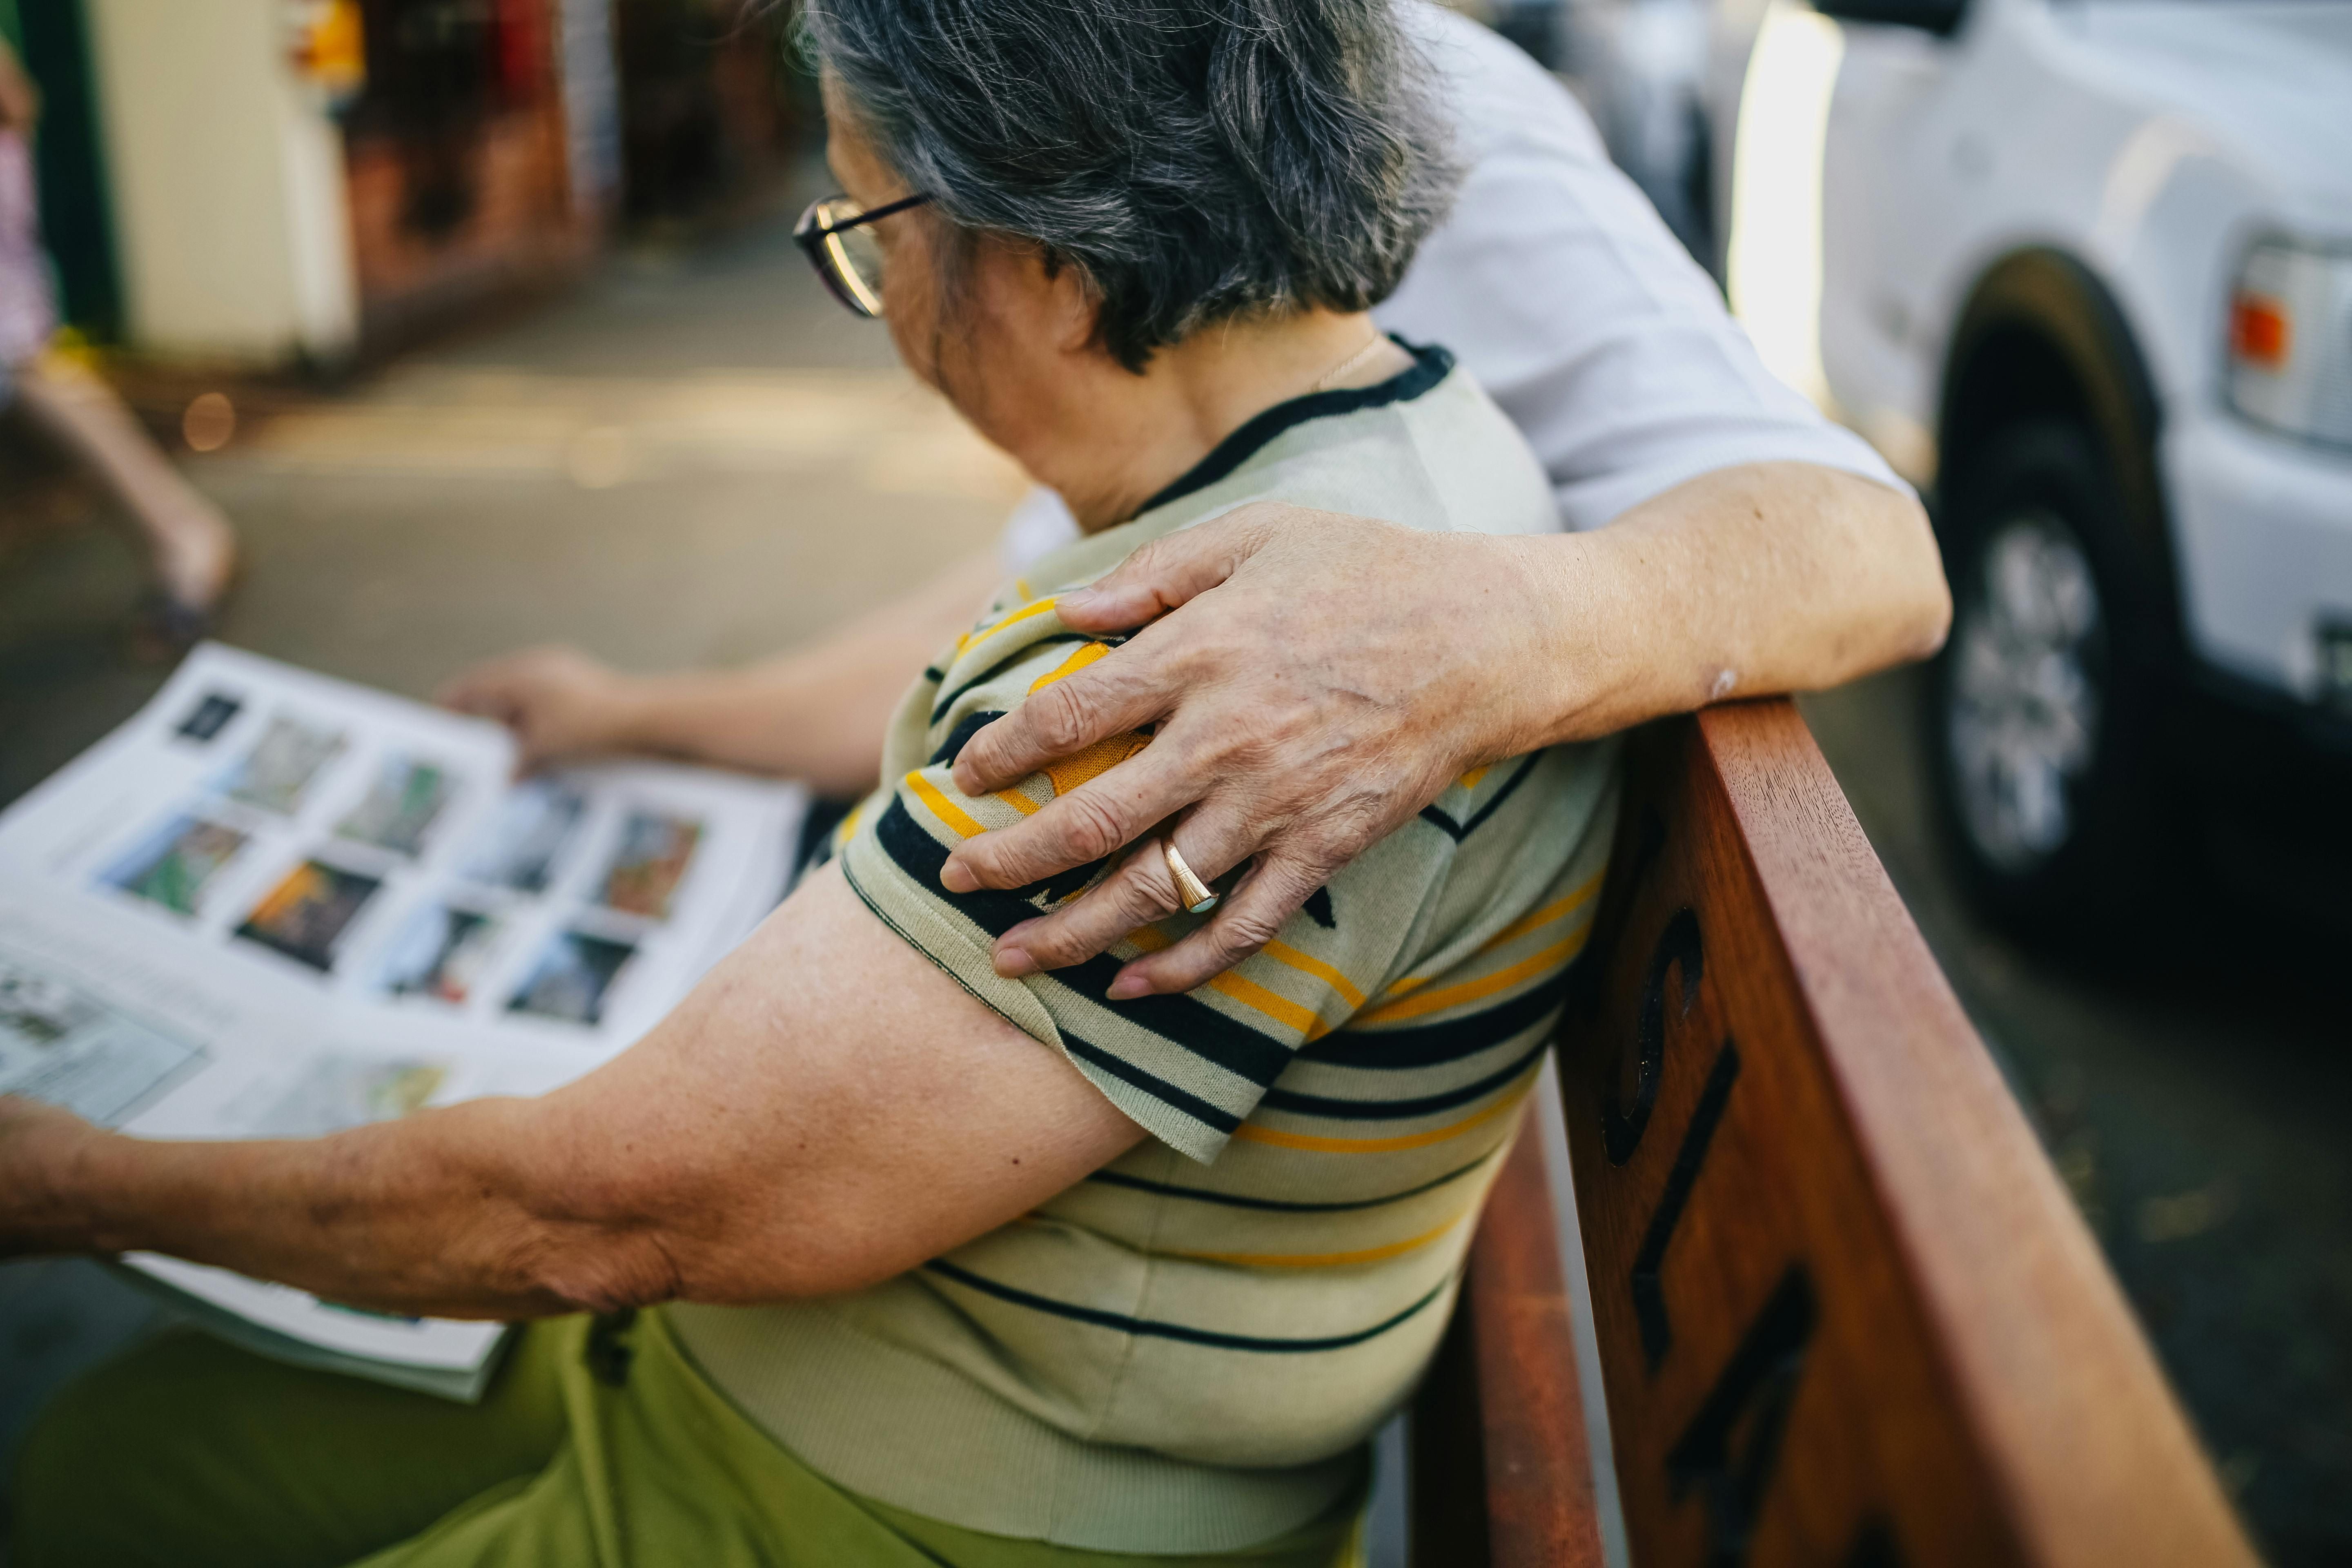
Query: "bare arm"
943 461 1950 996
0 863 1143 1317
439 548 998 797
0 38 39 133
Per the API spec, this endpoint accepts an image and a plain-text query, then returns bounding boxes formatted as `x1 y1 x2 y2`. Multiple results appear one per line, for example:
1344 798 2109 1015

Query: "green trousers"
10 1308 1363 1568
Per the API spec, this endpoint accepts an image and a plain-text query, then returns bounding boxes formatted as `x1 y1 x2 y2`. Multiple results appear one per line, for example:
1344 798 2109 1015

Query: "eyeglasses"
794 192 931 318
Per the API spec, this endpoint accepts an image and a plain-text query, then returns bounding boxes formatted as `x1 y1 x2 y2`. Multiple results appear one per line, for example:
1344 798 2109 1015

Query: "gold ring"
1161 840 1219 915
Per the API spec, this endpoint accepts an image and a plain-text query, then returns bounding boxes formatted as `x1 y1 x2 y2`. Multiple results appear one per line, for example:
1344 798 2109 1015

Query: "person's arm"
0 38 39 133
942 460 1950 998
0 862 1143 1317
437 548 999 796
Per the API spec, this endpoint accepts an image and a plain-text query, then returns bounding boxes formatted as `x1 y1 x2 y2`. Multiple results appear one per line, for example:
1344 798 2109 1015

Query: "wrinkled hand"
438 646 643 772
0 1095 96 1257
942 504 1558 997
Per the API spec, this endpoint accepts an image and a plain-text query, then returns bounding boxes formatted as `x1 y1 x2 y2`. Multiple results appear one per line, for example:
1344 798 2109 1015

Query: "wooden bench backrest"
1416 701 2254 1567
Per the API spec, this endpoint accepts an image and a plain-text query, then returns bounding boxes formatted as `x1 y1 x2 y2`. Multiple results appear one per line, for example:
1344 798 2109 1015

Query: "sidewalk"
0 209 1022 811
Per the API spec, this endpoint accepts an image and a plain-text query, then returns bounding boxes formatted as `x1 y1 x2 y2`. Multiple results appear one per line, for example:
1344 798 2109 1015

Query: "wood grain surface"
1412 1128 1610 1567
1531 700 2256 1568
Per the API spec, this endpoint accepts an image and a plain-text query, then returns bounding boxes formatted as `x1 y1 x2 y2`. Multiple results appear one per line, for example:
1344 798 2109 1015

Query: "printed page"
0 644 810 1392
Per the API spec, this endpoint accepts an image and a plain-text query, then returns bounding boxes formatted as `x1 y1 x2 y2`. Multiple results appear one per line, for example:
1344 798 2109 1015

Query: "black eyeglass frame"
793 192 932 318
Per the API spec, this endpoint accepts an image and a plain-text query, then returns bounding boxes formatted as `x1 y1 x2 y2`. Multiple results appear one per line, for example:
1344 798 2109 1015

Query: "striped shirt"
668 343 1621 1554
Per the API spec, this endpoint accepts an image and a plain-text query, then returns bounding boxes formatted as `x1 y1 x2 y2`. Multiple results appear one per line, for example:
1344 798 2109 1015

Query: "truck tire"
1924 419 2176 943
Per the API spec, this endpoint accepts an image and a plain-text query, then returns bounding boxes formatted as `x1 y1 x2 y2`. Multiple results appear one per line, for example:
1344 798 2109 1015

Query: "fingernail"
995 946 1038 979
940 861 978 894
1106 969 1150 1001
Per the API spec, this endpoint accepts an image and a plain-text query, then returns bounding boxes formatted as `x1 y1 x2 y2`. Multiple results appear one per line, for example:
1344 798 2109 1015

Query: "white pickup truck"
1691 0 2352 934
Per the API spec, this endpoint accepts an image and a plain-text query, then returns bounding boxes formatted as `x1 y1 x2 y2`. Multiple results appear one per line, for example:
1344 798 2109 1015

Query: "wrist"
7 1113 118 1254
1487 529 1620 751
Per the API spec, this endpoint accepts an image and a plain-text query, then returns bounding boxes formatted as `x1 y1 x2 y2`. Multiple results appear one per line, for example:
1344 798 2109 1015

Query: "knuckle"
1026 684 1098 755
1058 791 1134 864
1216 908 1286 953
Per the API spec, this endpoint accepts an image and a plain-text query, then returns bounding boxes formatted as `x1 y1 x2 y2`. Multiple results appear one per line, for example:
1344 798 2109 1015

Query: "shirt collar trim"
1131 338 1456 519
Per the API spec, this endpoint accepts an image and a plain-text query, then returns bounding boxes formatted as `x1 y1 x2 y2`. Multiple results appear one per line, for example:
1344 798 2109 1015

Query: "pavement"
1 202 2345 1564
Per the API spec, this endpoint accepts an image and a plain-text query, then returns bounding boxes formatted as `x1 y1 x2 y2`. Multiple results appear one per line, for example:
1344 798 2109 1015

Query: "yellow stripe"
995 788 1042 817
1352 926 1590 1028
971 595 1060 644
1262 940 1366 1010
1207 971 1323 1037
1370 866 1608 1004
1458 764 1491 792
904 771 986 840
948 594 1061 659
1028 639 1110 693
1116 935 1363 1040
1234 1076 1536 1154
1166 1214 1468 1269
1478 867 1606 953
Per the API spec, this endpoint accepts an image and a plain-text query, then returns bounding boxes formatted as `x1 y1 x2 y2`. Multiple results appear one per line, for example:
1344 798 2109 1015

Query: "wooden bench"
1410 700 2256 1567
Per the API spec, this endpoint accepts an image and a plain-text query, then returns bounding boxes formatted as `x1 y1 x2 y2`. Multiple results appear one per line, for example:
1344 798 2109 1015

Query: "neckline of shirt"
1129 338 1456 520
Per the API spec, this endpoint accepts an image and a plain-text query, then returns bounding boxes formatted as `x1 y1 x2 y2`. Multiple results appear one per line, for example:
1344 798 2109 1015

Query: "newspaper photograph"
0 644 811 1399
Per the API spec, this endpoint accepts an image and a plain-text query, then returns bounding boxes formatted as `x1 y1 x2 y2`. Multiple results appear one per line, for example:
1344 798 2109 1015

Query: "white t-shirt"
1002 4 1903 573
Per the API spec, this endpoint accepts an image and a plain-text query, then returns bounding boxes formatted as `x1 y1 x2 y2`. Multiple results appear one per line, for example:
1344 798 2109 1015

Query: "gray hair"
799 0 1459 372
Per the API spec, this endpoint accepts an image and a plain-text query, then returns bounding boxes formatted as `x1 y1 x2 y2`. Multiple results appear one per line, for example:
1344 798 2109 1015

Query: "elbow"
521 1224 690 1315
1895 493 1954 663
508 1180 893 1313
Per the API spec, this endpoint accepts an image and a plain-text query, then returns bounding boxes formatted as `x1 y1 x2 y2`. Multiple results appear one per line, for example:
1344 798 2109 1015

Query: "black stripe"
929 710 1007 769
1299 963 1573 1070
924 1259 1452 1353
1419 753 1542 842
1063 1032 1241 1134
1635 1040 1742 1369
1134 341 1456 517
929 634 1091 726
1260 1037 1550 1121
875 802 1293 1087
1085 1150 1496 1214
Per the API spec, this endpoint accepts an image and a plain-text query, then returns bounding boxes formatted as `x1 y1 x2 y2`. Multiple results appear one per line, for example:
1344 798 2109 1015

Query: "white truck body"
1794 0 2352 705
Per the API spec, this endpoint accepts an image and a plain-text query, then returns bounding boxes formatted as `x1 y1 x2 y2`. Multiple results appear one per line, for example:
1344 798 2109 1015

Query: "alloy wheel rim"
1947 512 2105 873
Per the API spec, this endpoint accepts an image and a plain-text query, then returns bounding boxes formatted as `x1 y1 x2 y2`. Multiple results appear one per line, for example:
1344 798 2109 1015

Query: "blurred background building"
2 0 807 370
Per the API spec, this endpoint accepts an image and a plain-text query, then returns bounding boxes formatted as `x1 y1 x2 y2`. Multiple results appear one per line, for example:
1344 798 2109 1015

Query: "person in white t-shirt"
443 4 1949 994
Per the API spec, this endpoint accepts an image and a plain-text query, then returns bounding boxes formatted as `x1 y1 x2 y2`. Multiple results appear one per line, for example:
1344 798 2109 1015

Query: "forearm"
615 548 998 793
13 1100 634 1320
1514 461 1951 748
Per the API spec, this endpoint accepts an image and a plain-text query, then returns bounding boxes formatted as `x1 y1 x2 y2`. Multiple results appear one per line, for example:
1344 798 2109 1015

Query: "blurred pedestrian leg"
9 350 238 631
0 38 236 642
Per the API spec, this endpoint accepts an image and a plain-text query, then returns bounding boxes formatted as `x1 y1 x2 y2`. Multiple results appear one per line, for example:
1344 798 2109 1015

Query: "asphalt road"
1 205 2344 1563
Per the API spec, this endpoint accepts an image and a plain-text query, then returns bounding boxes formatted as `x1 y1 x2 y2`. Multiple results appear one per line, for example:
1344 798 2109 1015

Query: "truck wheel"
1925 421 2174 942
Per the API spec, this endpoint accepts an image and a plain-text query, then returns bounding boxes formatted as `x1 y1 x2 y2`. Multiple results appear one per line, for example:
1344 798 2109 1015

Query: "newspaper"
0 644 809 1399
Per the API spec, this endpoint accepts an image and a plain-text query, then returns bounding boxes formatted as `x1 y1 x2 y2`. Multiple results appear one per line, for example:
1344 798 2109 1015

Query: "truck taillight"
2228 293 2290 372
2224 239 2352 452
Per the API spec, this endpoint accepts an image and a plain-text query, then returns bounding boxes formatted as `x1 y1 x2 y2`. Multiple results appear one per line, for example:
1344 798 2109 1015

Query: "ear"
1034 249 1105 358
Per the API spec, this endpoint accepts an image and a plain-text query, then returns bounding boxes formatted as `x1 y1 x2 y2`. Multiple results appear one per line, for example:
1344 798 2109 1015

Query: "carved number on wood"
1604 907 1704 1165
1633 1040 1742 1370
1664 1265 1818 1568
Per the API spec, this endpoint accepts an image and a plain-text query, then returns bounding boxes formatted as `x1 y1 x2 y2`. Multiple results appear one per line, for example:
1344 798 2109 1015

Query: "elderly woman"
6 2 1623 1564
